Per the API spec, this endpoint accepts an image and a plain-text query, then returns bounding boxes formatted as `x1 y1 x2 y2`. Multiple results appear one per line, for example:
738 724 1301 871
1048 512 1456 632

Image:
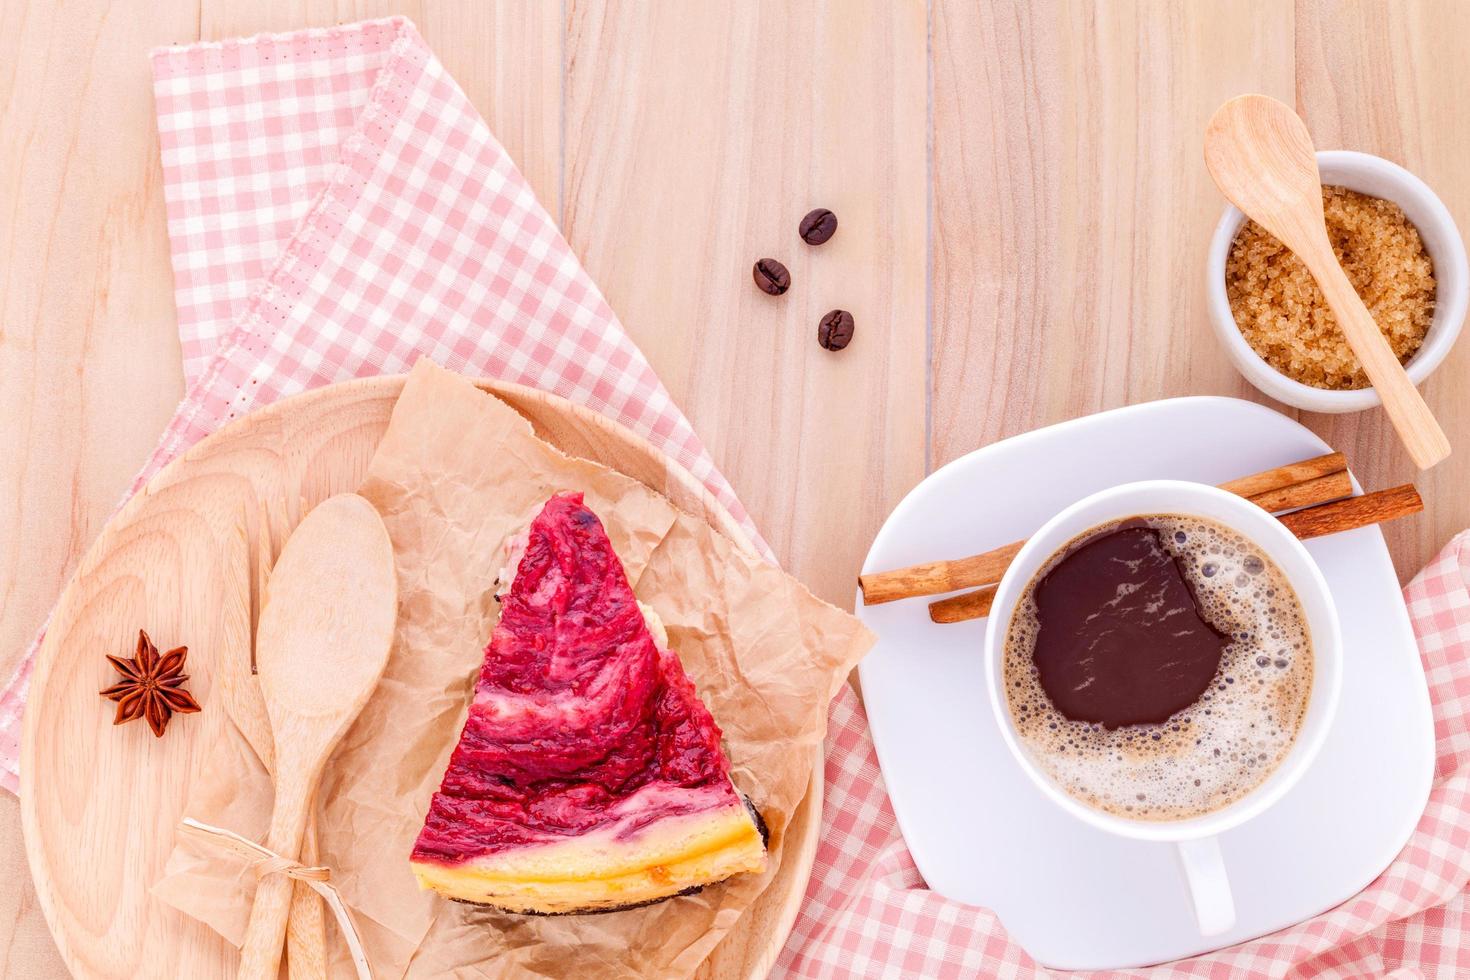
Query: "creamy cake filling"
411 493 764 909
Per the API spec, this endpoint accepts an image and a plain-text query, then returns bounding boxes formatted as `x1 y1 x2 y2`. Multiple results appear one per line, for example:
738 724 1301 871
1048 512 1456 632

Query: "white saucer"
856 397 1435 970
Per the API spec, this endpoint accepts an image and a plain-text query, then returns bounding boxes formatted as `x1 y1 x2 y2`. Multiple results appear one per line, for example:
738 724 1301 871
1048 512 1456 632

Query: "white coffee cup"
983 480 1343 936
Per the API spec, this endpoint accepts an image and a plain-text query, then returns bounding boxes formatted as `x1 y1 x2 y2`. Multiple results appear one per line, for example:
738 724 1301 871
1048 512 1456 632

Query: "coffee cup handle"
1175 836 1236 936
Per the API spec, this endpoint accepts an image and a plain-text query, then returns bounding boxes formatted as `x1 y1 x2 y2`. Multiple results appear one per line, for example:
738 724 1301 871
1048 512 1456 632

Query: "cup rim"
982 480 1344 843
1205 149 1468 414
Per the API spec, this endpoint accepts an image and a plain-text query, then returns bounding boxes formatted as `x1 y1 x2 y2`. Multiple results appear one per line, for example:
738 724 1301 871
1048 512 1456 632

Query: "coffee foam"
1002 514 1312 821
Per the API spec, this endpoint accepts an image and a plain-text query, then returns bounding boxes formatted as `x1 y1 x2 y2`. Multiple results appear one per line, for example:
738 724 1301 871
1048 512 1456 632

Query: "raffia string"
178 817 374 980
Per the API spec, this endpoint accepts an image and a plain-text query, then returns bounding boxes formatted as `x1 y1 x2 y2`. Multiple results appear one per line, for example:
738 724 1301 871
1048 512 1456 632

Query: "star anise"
100 630 201 737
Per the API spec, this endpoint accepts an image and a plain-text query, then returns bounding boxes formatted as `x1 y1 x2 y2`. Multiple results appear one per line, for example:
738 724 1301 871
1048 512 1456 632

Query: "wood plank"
0 794 63 978
931 1 1296 459
1294 0 1470 578
563 0 928 608
0 0 197 721
0 2 202 975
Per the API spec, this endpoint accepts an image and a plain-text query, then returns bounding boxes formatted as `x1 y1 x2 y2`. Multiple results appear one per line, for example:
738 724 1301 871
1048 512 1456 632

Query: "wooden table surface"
4 2 1467 975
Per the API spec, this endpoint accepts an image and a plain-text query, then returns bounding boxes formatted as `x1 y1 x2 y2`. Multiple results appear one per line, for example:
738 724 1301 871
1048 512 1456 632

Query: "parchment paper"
153 359 875 978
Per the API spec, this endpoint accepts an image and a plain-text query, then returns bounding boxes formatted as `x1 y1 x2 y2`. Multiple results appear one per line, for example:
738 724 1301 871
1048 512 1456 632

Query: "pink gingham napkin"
3 16 1468 978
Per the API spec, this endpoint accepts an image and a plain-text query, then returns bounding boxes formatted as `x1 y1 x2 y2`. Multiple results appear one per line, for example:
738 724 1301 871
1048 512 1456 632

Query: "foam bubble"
1002 514 1312 821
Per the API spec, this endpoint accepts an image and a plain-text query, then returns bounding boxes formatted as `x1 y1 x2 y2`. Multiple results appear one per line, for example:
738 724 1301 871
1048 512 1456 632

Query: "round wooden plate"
21 376 821 980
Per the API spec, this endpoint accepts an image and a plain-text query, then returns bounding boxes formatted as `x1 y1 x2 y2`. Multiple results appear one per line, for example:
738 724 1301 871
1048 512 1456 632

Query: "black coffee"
1030 521 1229 728
1003 514 1313 820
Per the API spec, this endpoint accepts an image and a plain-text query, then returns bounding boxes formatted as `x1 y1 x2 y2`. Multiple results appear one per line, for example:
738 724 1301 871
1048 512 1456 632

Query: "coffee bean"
752 258 791 295
818 309 855 351
799 208 838 245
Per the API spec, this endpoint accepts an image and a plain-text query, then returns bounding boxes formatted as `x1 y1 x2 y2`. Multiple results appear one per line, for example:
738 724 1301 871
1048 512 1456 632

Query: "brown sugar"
1225 186 1435 390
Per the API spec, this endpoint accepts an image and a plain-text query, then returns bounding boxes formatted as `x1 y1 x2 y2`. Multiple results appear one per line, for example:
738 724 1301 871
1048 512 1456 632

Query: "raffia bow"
179 817 374 980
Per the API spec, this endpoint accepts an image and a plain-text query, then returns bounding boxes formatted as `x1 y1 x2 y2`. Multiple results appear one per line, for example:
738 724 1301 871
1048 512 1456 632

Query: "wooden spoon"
1204 94 1450 470
236 494 397 980
230 500 329 980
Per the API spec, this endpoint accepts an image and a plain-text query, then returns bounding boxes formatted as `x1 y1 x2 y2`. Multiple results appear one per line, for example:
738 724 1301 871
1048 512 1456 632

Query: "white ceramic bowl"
1206 150 1468 413
983 480 1343 934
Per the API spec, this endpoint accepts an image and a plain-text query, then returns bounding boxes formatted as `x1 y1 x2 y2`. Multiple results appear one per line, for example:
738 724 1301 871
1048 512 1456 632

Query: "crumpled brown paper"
153 360 875 978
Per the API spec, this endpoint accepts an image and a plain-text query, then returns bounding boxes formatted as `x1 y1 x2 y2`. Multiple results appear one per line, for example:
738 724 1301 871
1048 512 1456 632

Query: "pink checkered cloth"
2 16 1467 978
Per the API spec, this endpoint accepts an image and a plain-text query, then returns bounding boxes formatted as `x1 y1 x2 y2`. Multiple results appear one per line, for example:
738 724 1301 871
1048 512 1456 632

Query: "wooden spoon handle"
239 872 296 980
1307 253 1450 469
238 778 313 980
286 812 328 980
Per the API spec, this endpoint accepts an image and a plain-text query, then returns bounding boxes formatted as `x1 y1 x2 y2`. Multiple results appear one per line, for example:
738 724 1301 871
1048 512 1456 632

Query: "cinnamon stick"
1276 483 1422 539
929 585 998 624
928 483 1422 625
859 452 1347 605
861 541 1025 606
1245 469 1352 514
1216 451 1346 499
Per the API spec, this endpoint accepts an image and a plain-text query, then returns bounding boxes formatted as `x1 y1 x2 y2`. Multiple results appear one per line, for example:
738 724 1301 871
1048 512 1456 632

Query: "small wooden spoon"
1204 94 1451 470
236 494 397 980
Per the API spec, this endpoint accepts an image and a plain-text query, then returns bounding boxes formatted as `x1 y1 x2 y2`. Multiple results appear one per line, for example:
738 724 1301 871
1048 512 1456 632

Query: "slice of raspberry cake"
410 493 767 913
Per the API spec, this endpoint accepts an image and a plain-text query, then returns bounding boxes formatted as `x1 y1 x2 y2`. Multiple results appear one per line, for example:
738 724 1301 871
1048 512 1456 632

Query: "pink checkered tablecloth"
5 16 1469 978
